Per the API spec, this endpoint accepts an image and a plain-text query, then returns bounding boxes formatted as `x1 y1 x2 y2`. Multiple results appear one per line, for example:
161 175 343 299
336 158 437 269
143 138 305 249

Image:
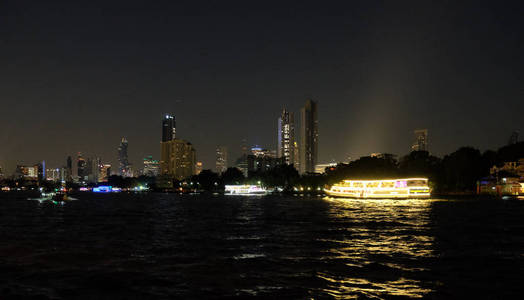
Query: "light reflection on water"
316 197 439 298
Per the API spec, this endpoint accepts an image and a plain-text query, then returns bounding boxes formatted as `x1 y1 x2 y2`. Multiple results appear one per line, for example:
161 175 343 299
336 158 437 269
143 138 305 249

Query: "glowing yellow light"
325 178 430 199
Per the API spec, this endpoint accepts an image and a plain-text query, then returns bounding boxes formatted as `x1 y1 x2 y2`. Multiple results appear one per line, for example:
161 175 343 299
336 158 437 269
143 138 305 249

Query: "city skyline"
1 1 523 173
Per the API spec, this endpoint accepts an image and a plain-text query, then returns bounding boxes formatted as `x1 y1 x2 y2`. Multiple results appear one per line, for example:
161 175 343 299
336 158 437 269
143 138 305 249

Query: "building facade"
118 138 131 177
215 146 228 174
299 99 318 174
160 139 196 180
143 155 160 177
162 114 176 142
278 108 295 166
411 129 428 152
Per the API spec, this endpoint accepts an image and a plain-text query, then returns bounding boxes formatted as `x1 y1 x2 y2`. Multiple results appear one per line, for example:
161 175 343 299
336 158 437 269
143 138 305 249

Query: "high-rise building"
299 99 318 174
160 139 196 180
215 146 228 174
143 156 160 176
160 114 176 175
118 138 131 177
77 152 86 181
247 146 283 173
15 165 39 179
162 114 176 142
411 129 428 152
99 164 111 182
66 156 72 182
278 108 295 166
293 141 300 170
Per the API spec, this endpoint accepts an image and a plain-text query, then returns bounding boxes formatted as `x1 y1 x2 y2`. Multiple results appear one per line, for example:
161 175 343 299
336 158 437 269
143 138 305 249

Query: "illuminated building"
490 158 524 178
77 152 86 181
162 114 176 142
0 166 3 179
15 165 38 180
118 138 132 177
161 139 196 180
216 146 228 174
325 178 430 199
235 139 249 176
46 168 62 181
247 146 283 173
293 141 300 170
300 99 318 174
160 115 176 175
411 129 428 152
99 164 111 182
143 155 160 176
278 108 295 165
195 161 203 175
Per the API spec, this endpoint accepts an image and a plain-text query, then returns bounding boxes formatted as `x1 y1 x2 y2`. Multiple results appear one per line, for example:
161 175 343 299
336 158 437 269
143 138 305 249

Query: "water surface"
0 194 523 299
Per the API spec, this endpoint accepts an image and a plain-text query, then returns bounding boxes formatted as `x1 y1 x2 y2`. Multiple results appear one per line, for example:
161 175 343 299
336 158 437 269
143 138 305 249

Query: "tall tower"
411 129 428 152
77 152 86 180
278 108 295 165
161 114 176 175
215 146 228 174
162 114 176 142
118 138 130 176
299 99 318 174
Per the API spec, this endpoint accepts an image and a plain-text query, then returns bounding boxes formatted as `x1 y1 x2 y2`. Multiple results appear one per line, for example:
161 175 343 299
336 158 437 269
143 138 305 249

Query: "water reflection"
316 197 439 298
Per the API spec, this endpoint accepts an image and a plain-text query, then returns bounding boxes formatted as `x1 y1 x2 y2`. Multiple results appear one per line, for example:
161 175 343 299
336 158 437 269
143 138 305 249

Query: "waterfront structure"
325 178 430 199
300 99 318 174
143 156 160 176
490 158 524 178
216 146 228 174
195 161 203 175
162 114 176 142
278 108 295 165
77 152 86 181
118 138 131 177
411 129 428 152
225 185 267 195
160 139 196 180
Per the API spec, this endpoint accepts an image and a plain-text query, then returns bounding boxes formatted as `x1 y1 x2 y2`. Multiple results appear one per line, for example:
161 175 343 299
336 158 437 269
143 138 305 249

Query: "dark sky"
1 0 523 173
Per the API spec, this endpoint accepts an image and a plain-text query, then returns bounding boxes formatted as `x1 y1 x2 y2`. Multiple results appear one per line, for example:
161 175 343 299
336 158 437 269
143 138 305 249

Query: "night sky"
1 0 523 173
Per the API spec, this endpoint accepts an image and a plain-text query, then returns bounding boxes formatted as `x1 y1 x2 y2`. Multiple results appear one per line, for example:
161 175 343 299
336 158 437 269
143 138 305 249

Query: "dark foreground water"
0 194 523 299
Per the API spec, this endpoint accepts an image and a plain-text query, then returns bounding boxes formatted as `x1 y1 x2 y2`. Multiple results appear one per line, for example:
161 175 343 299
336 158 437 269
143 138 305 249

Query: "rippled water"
0 194 523 299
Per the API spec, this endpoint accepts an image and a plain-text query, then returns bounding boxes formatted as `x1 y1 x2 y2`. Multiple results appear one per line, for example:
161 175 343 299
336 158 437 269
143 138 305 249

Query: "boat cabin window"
407 180 427 187
353 182 364 188
366 182 379 188
380 181 395 188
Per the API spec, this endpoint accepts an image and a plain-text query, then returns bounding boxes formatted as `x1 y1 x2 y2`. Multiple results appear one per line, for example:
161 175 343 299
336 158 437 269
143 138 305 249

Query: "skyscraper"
411 129 428 152
66 156 72 182
299 99 318 174
161 114 176 174
77 152 86 181
278 108 295 166
118 138 130 176
161 139 196 180
162 114 176 142
215 146 228 174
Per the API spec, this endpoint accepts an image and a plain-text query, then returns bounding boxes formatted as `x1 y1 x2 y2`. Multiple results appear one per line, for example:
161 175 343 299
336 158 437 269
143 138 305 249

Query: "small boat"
225 185 268 196
325 178 430 199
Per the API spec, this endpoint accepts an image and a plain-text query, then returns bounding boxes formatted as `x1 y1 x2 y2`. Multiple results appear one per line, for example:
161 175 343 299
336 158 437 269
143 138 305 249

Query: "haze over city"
1 0 523 173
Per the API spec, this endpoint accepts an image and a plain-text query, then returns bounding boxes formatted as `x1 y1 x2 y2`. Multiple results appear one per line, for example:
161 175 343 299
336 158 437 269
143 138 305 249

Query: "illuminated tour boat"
325 178 431 199
225 185 268 195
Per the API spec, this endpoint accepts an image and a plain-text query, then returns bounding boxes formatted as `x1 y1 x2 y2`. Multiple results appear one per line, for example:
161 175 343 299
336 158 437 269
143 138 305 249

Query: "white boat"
225 185 268 196
325 178 430 199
